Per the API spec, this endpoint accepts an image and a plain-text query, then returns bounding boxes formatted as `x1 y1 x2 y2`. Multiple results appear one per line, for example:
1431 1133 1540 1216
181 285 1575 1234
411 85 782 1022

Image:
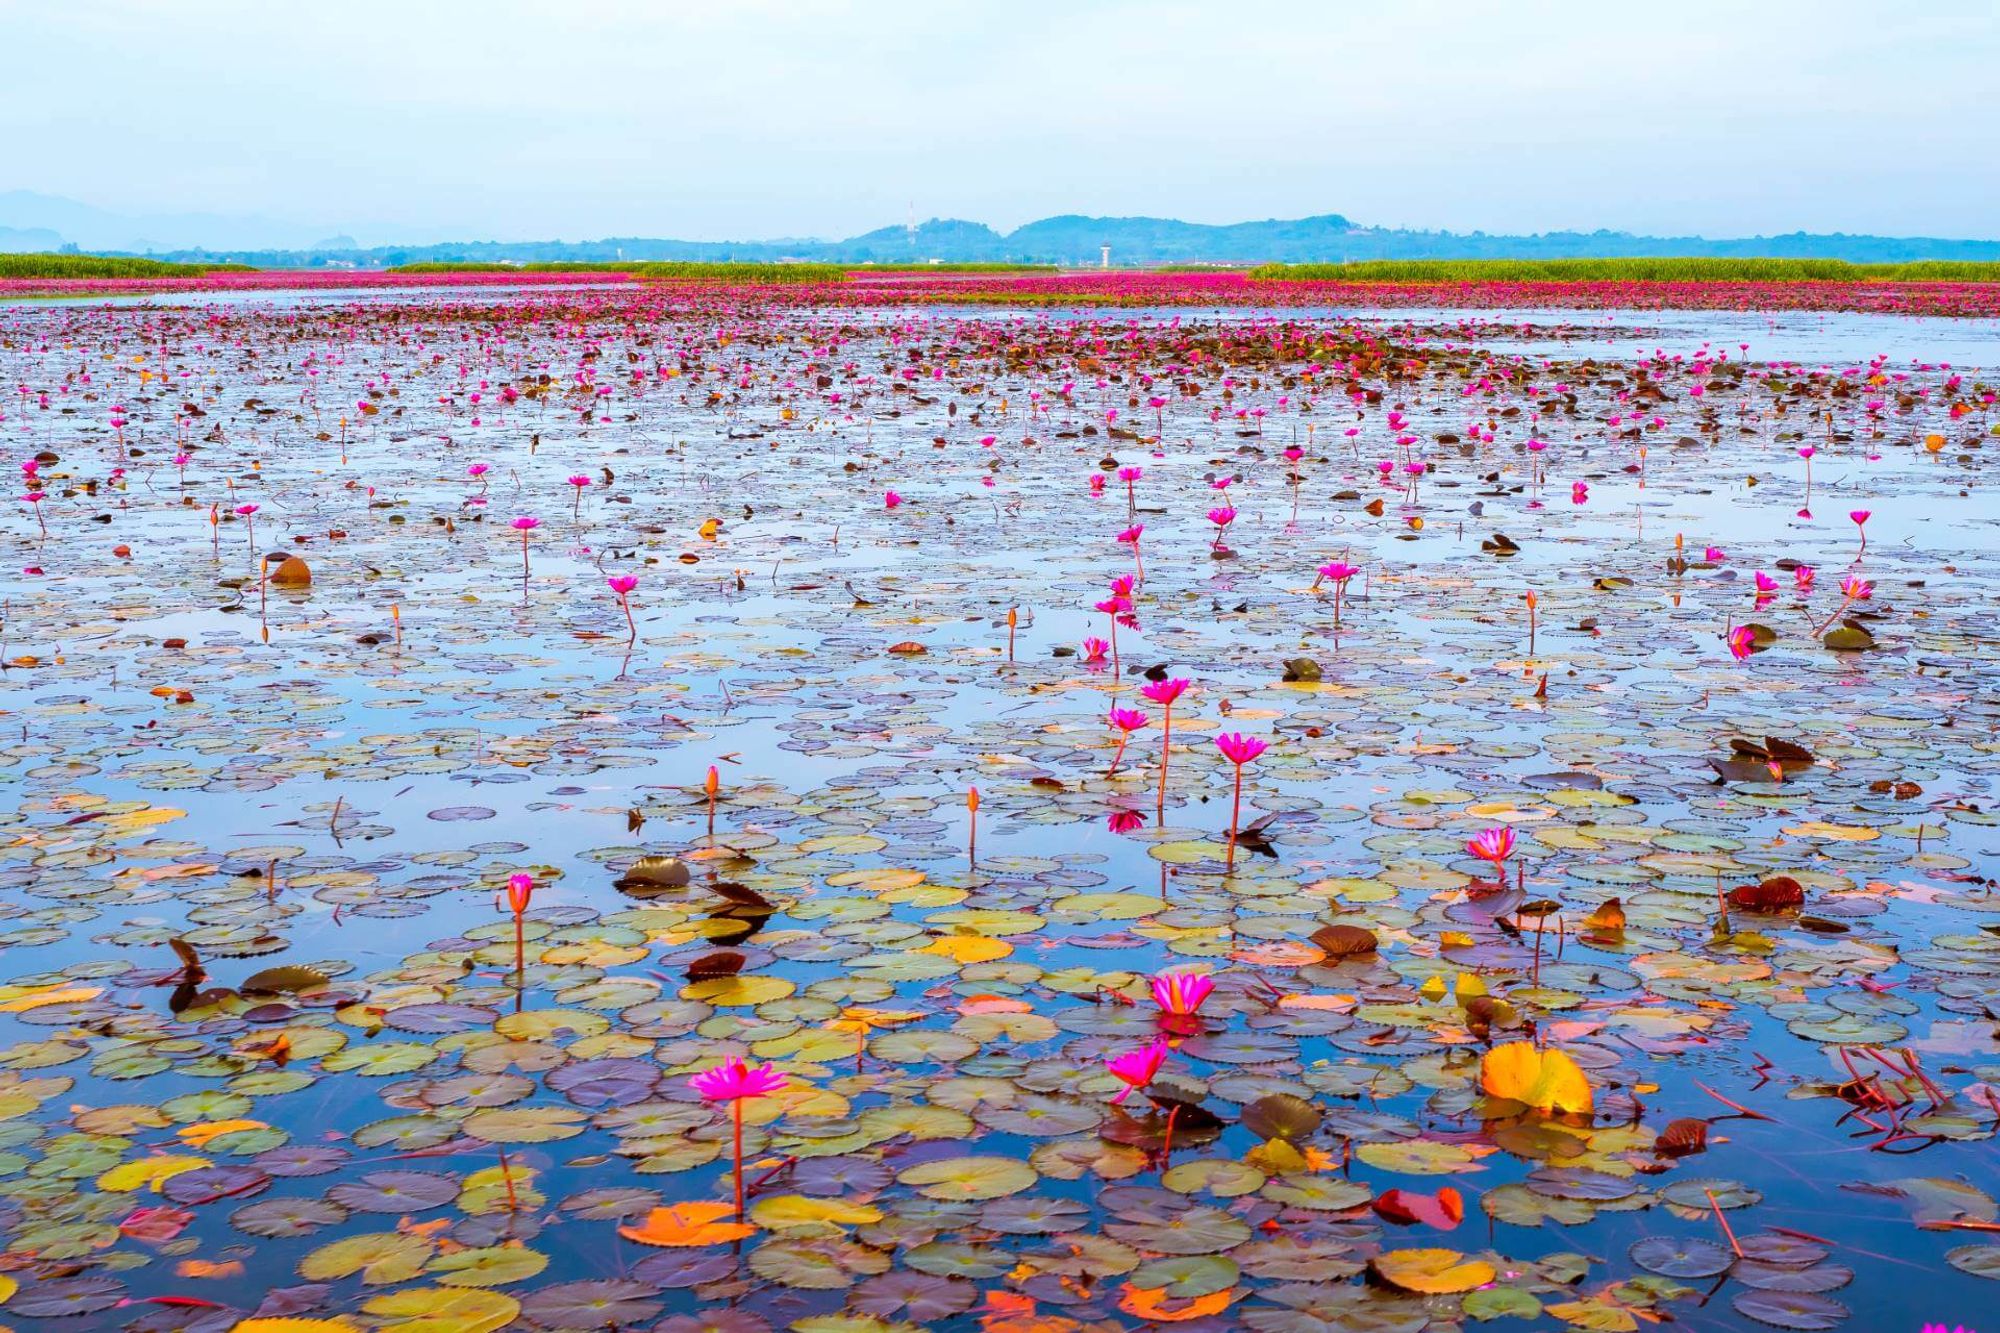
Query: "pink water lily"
1315 560 1359 627
1150 970 1214 1016
1728 624 1757 660
1105 1040 1169 1104
1117 523 1144 583
1467 826 1516 866
691 1057 789 1221
1141 678 1189 819
1215 732 1267 870
511 515 539 580
1107 706 1148 776
883 489 902 509
690 1057 787 1103
504 873 534 983
1093 584 1134 678
607 575 639 643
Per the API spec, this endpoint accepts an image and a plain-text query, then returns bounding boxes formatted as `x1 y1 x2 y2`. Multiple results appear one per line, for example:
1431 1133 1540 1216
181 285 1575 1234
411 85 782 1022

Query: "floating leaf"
1480 1042 1593 1112
1369 1248 1498 1294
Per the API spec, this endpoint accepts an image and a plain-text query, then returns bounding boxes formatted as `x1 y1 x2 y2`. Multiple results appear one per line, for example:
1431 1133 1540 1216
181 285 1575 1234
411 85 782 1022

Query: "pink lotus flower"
1570 481 1589 504
1151 971 1214 1016
1141 678 1189 707
1106 706 1147 776
1105 1040 1170 1104
607 575 640 642
690 1057 788 1102
1704 546 1726 562
1754 571 1778 593
1317 561 1359 585
1840 574 1873 600
512 516 539 579
1117 524 1143 544
1206 507 1237 546
1794 566 1815 591
1216 733 1268 869
883 490 902 509
1215 732 1267 765
1467 826 1516 866
1849 509 1871 526
1082 636 1109 663
1117 465 1143 516
1728 625 1757 660
503 872 535 983
692 1055 789 1222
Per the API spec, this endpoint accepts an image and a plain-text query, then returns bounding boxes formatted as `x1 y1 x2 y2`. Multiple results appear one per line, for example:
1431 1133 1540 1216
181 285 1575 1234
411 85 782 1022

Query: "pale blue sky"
4 0 1995 245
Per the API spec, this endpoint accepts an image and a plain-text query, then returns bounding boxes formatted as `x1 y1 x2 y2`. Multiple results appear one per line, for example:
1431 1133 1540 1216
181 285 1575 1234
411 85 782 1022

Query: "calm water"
0 289 1995 1331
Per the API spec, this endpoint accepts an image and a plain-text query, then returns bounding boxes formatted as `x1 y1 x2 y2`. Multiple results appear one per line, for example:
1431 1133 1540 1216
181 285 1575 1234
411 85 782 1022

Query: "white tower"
1100 245 1111 269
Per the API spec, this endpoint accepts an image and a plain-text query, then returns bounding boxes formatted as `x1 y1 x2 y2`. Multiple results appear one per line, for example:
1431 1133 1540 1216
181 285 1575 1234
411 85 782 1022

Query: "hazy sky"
5 0 1996 245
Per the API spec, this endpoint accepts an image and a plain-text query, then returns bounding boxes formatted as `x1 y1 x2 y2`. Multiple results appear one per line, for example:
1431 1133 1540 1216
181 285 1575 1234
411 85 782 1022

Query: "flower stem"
1226 764 1242 870
732 1099 745 1221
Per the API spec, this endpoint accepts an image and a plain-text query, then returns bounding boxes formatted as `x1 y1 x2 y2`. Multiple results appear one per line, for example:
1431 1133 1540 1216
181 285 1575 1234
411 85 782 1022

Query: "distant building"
1100 245 1111 268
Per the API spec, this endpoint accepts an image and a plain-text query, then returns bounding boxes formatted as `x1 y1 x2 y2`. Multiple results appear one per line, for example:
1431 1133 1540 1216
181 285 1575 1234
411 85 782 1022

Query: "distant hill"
0 189 340 253
7 194 1997 268
0 224 66 253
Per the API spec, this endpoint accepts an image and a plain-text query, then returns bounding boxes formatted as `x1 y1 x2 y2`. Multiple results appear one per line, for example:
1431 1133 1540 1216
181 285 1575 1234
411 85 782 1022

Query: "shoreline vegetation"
0 253 257 278
1249 257 2000 282
5 253 2000 316
13 252 2000 285
387 260 1057 279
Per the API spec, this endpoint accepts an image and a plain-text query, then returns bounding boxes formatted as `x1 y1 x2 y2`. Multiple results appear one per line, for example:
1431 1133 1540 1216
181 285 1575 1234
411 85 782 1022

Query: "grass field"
0 253 253 278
